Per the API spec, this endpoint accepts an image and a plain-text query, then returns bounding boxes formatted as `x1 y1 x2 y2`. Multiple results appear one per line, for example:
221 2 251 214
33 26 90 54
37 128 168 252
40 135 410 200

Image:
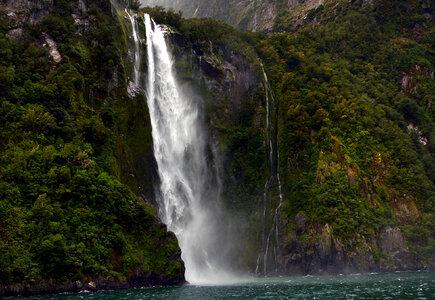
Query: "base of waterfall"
186 270 252 286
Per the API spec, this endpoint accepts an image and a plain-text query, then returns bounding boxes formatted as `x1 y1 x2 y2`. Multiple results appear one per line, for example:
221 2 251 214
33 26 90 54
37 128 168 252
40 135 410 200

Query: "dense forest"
0 0 183 291
0 0 433 294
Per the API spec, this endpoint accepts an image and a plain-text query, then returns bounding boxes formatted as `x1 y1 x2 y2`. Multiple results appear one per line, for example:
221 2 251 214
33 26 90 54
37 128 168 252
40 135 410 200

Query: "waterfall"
142 13 234 284
255 65 283 275
262 66 283 207
125 9 141 86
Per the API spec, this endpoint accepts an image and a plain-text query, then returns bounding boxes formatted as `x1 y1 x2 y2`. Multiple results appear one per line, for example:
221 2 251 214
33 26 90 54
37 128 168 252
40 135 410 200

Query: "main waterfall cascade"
123 6 284 281
124 10 238 284
255 66 283 275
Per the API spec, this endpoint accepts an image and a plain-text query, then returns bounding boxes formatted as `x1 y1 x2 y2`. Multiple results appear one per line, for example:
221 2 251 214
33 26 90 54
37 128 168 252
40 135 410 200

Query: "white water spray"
125 9 141 86
143 13 235 284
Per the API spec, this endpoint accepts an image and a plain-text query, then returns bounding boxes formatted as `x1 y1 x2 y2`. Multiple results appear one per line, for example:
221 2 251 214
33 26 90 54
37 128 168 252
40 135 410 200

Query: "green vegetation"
259 0 434 259
145 0 434 265
0 0 182 286
1 0 433 286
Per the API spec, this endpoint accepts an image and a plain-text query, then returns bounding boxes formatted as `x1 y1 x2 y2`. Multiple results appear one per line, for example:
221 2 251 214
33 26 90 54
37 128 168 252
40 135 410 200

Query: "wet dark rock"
278 223 424 276
201 55 223 78
0 0 53 24
295 213 307 234
168 32 260 117
377 226 423 272
6 27 23 40
379 226 407 253
0 0 53 40
0 273 186 297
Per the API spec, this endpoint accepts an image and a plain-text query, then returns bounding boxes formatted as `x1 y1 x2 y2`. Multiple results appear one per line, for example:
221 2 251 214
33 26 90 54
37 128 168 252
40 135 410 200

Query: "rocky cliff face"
279 214 424 275
155 0 434 275
0 0 53 22
1 0 53 39
168 34 259 107
140 0 327 32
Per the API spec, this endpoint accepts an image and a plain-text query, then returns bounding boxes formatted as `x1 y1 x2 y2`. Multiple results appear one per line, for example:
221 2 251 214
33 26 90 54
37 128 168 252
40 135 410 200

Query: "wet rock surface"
168 32 260 113
278 217 426 276
0 273 186 297
1 0 53 39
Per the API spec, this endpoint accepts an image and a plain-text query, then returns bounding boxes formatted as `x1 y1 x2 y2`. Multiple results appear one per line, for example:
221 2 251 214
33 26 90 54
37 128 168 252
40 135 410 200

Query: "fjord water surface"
19 272 435 299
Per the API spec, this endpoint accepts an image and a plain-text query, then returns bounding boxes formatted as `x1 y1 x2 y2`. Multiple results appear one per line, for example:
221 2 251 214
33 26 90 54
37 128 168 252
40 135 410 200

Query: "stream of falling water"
141 13 236 284
124 7 275 281
125 9 141 86
255 65 283 275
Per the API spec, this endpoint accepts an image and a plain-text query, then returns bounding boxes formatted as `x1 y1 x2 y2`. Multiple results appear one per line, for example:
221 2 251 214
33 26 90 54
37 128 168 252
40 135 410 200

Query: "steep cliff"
0 0 184 296
140 0 327 32
270 0 434 275
1 0 434 293
143 0 434 275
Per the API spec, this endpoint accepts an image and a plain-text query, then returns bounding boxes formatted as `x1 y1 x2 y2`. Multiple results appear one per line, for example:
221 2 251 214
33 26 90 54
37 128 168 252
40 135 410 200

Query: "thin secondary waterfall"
262 66 283 208
125 9 141 86
142 13 233 284
256 65 283 275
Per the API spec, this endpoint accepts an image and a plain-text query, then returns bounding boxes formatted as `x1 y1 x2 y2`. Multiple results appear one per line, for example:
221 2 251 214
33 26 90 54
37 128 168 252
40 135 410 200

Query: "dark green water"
15 271 435 299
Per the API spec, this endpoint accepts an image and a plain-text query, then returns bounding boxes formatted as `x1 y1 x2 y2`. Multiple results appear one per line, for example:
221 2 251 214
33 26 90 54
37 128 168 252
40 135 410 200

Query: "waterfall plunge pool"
14 271 435 299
